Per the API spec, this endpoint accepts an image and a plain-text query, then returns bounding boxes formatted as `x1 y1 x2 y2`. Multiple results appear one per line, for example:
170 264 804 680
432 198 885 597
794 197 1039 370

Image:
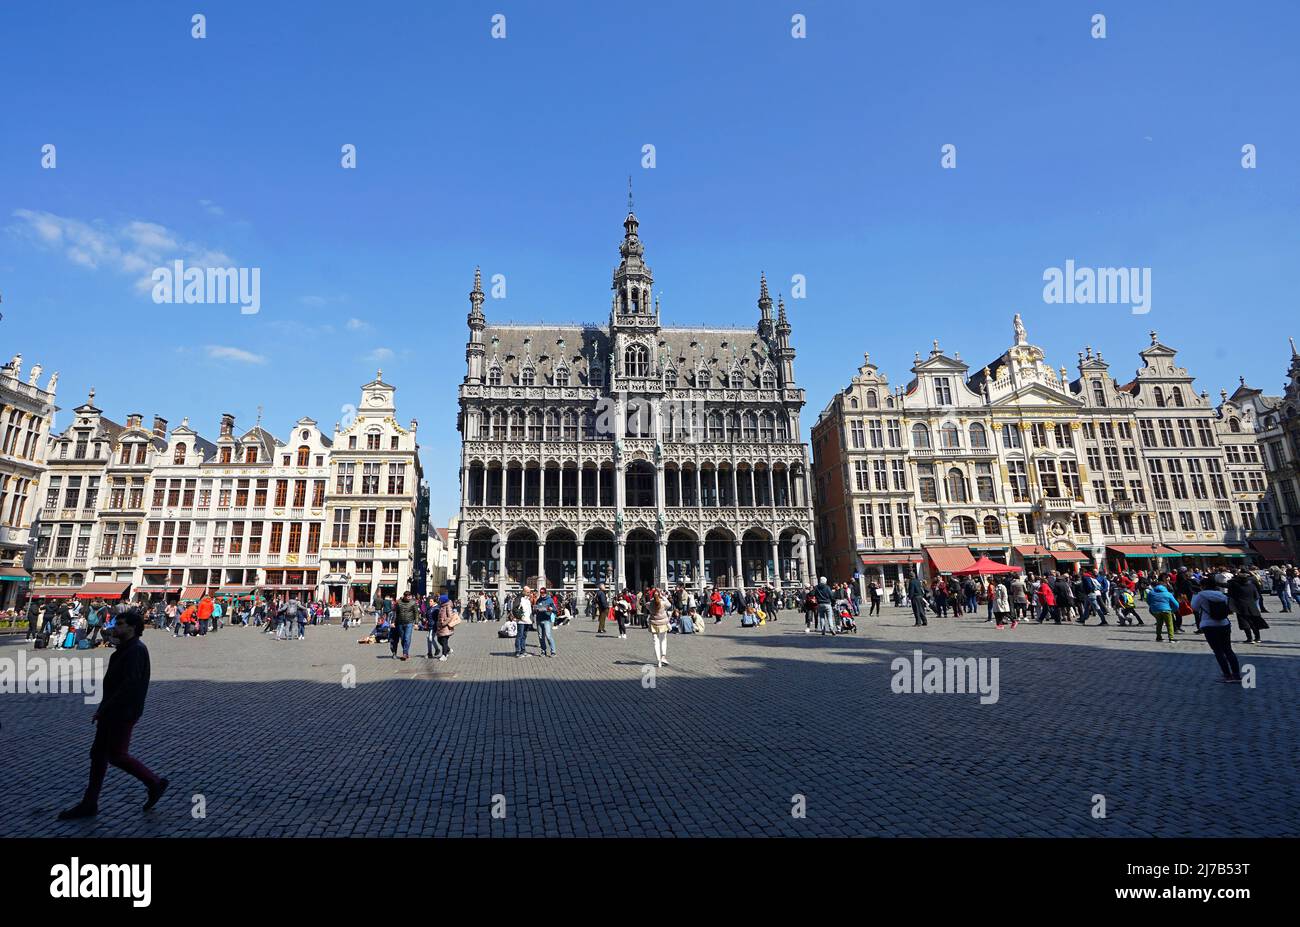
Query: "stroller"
835 598 858 633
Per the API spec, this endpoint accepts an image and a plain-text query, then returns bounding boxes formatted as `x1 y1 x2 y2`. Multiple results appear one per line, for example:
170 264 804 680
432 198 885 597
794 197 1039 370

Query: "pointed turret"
757 272 774 341
774 295 795 386
466 266 487 384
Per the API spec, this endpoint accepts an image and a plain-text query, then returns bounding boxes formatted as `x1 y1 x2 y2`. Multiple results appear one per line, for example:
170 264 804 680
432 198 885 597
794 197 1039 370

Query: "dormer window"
728 370 743 390
175 444 188 465
218 446 232 464
297 446 310 467
520 367 535 387
555 367 569 387
934 377 953 405
245 446 259 463
762 369 777 390
663 366 677 387
488 365 502 387
696 368 710 388
590 365 604 388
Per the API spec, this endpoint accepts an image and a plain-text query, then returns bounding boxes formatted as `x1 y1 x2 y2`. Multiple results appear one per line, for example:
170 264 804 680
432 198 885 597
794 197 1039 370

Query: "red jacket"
1038 581 1055 606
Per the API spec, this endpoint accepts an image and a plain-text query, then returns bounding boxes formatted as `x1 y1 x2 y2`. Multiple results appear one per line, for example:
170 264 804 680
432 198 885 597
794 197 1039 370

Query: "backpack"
1207 597 1231 622
512 598 525 619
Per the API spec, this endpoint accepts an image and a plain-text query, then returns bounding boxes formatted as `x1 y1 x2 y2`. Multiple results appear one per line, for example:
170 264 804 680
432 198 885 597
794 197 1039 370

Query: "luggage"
76 638 93 650
62 632 76 649
33 634 48 649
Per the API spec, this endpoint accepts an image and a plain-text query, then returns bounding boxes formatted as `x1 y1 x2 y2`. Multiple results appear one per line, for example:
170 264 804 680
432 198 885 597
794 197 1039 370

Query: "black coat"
1227 576 1269 630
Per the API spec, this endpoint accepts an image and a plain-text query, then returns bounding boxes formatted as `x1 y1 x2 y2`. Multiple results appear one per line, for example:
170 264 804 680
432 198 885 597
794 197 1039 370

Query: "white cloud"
364 347 394 363
9 209 234 294
198 199 225 216
205 345 266 365
300 295 327 307
345 317 370 331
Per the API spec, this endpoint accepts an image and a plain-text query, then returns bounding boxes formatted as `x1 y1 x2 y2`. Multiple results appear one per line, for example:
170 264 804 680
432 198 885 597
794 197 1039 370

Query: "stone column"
733 539 744 591
697 539 706 590
695 467 702 510
771 539 781 588
616 538 626 591
457 537 469 606
806 537 818 584
657 533 668 590
536 540 546 589
575 540 585 612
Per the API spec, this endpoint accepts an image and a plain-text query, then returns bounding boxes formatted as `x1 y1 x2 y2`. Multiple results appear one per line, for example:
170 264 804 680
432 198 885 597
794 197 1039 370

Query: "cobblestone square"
2 605 1297 837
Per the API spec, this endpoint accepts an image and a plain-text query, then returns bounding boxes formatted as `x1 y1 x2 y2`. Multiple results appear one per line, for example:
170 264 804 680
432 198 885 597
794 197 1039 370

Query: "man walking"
535 586 558 658
58 607 168 820
907 571 928 626
814 576 836 635
513 586 534 657
595 582 610 635
391 591 418 660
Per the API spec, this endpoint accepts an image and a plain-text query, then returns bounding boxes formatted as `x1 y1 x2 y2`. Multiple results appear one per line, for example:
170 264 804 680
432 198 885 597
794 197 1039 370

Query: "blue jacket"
1145 584 1179 614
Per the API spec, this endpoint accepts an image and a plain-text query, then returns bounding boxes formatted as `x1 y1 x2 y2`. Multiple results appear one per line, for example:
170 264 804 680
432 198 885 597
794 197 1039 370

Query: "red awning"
1052 550 1091 562
860 553 924 565
951 556 1022 576
27 588 66 598
1251 539 1296 562
179 585 209 600
1108 544 1180 557
924 546 976 574
1014 545 1053 558
75 582 130 600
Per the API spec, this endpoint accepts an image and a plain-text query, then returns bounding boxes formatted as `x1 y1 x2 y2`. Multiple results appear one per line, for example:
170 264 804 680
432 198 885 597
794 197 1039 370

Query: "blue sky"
3 1 1298 524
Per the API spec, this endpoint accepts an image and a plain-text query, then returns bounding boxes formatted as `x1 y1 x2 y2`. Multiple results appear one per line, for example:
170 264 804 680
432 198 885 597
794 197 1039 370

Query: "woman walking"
1227 569 1268 645
993 580 1012 629
433 594 459 660
648 589 671 668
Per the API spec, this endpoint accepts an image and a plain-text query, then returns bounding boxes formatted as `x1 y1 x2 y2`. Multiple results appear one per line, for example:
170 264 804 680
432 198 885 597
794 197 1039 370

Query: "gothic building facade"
812 317 1283 592
454 208 818 606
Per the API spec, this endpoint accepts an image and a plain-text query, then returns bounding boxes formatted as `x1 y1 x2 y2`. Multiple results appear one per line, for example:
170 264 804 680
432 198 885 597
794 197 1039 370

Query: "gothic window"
663 366 677 387
527 410 543 441
520 367 535 387
590 365 604 388
544 410 560 440
729 369 744 390
488 365 502 386
761 369 776 390
776 414 789 441
562 410 578 440
508 411 524 441
911 424 931 449
624 344 649 378
759 412 775 442
742 412 758 441
696 367 710 388
726 412 741 441
490 410 505 440
707 412 724 442
554 367 569 387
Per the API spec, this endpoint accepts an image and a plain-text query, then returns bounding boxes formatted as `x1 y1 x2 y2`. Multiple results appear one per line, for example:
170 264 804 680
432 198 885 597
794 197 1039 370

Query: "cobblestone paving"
2 604 1297 837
